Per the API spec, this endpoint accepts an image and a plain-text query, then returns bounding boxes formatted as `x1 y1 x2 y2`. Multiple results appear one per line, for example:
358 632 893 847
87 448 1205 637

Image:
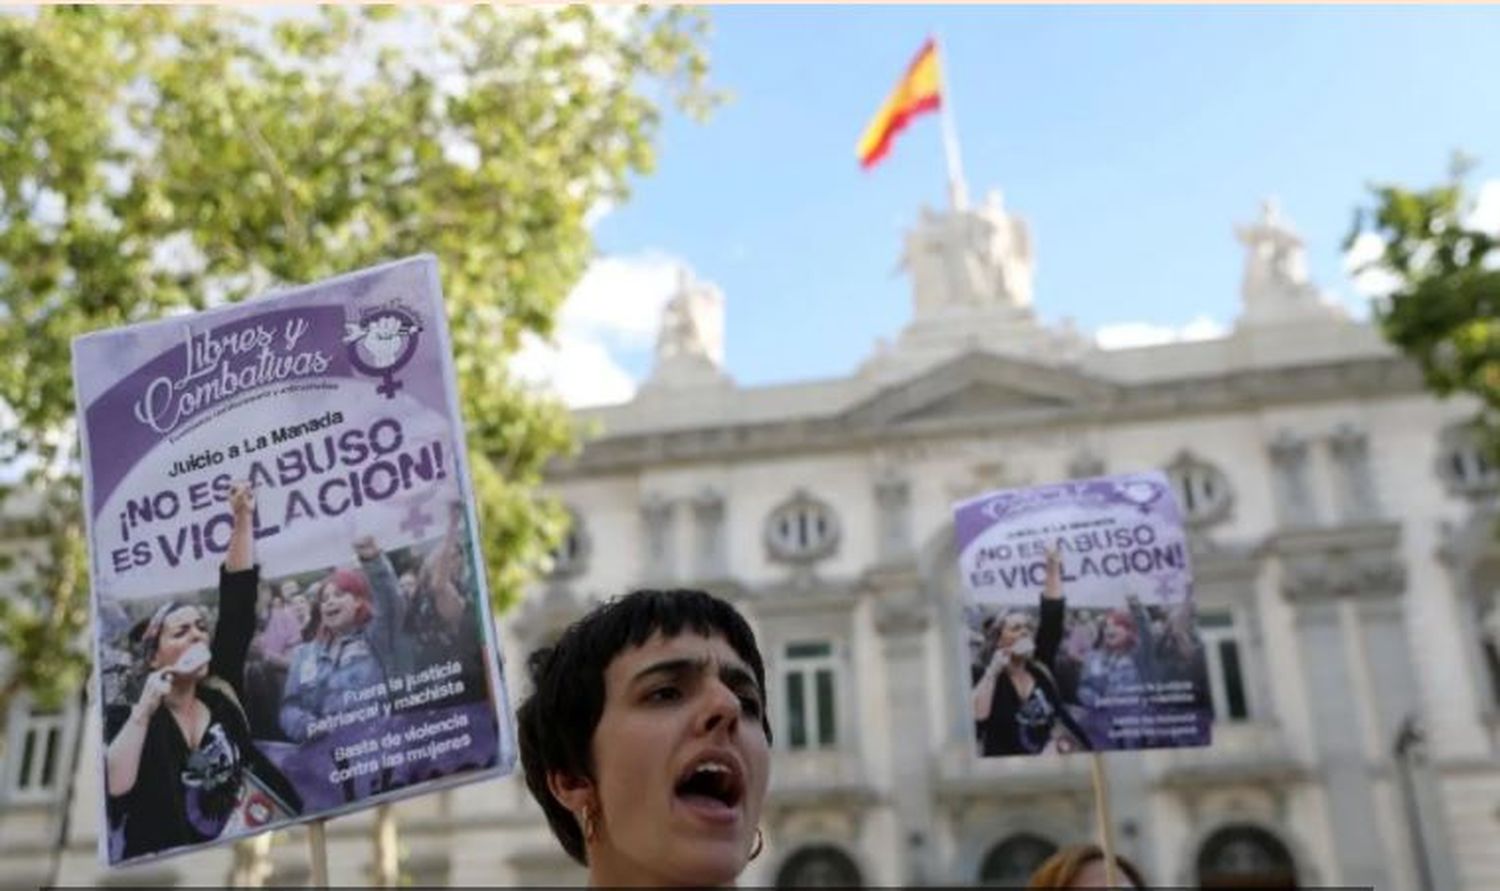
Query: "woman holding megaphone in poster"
104 482 301 861
972 549 1092 756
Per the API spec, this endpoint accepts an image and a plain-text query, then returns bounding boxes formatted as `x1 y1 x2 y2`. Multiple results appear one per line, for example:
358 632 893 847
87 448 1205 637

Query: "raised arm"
421 502 468 625
1128 594 1159 679
354 536 404 668
225 481 255 572
1036 549 1066 669
212 482 258 686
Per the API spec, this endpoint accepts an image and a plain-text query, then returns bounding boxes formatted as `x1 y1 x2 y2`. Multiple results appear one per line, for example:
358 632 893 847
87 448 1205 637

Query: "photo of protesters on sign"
953 470 1213 757
72 256 514 866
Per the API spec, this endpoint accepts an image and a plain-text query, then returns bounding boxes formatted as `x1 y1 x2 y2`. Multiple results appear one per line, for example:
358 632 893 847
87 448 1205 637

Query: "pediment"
842 350 1119 430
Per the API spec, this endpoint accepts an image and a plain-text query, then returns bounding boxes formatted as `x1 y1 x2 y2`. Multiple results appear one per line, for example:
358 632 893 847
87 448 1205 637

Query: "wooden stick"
1089 753 1120 888
308 820 329 889
374 804 399 888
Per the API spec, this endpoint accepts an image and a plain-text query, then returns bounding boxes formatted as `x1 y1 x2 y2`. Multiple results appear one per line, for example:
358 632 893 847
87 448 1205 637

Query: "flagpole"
933 33 970 211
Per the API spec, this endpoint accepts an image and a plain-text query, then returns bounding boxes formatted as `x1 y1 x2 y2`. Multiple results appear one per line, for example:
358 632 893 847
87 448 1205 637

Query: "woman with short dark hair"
517 588 772 886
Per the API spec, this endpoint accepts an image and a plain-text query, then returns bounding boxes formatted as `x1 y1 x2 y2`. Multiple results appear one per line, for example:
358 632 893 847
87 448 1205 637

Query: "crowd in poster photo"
968 551 1211 756
98 483 490 862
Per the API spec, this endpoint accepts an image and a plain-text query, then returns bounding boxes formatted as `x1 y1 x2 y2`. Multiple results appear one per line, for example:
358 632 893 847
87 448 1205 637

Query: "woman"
1028 843 1147 888
104 482 302 862
972 550 1091 755
1075 594 1159 749
400 501 474 668
278 535 403 741
517 588 772 887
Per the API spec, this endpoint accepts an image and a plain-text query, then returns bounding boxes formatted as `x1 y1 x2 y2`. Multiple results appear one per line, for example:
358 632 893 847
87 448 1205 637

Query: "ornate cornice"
1264 522 1406 605
545 354 1424 479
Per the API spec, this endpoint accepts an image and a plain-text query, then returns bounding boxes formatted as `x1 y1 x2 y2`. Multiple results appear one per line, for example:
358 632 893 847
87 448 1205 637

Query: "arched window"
1437 423 1500 497
775 845 862 888
765 490 840 564
1165 453 1234 526
547 508 589 579
1197 824 1298 888
979 833 1057 886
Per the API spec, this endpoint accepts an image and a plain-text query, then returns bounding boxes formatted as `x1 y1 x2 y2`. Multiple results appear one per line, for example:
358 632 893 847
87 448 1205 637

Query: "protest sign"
953 470 1212 757
72 256 515 866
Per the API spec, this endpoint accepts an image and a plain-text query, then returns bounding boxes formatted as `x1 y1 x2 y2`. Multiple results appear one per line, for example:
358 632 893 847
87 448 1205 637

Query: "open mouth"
673 754 745 814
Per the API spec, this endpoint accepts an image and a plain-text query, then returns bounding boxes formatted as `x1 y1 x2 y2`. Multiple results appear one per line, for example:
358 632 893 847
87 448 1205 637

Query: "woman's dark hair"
516 588 770 866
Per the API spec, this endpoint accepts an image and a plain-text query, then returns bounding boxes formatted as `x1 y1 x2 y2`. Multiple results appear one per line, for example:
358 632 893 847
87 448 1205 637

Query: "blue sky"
522 5 1500 405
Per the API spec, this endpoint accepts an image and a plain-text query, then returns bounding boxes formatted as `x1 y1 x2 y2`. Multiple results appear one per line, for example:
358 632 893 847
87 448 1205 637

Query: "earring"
581 803 598 845
749 827 765 861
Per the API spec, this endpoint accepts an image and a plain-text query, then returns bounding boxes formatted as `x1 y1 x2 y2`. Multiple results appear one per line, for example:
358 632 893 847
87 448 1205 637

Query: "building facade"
5 192 1500 888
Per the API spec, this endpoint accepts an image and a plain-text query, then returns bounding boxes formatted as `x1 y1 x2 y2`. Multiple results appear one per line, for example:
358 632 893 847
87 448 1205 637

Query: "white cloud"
1468 178 1500 233
512 330 638 409
559 251 684 348
1094 315 1226 350
510 250 689 407
1341 178 1500 304
1343 230 1402 301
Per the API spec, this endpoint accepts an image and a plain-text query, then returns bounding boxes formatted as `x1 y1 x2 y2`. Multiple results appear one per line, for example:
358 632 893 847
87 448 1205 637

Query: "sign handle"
1088 752 1120 888
308 819 329 888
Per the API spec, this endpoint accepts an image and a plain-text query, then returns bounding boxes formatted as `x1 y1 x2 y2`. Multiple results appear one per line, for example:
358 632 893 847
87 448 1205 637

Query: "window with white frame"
1165 454 1234 526
979 834 1058 886
765 491 839 564
547 508 589 579
1437 424 1499 497
1198 609 1251 722
782 640 839 750
4 697 74 803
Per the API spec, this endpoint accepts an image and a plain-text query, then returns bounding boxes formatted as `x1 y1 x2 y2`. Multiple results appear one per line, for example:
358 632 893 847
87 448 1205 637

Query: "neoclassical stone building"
4 192 1499 888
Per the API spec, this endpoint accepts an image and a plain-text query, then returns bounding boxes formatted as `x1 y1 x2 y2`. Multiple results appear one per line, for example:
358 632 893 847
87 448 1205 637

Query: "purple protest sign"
72 256 516 867
953 470 1213 757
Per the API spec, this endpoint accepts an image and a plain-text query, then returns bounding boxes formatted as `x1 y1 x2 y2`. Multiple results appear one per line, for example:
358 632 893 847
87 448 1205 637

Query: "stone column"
874 472 913 564
874 578 936 886
1286 595 1390 890
691 488 726 580
1329 424 1380 522
1353 591 1460 891
1267 430 1317 528
640 494 676 583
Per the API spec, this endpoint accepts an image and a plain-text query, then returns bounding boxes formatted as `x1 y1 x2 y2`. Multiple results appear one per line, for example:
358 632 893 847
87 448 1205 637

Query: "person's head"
994 610 1035 655
1028 843 1146 889
398 571 420 599
317 568 373 639
1102 609 1138 653
1167 602 1198 650
131 601 211 681
289 592 312 628
518 589 772 887
279 578 302 601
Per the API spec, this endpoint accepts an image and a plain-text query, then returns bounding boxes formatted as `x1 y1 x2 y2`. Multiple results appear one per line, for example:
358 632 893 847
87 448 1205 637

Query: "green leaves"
0 5 716 716
1349 153 1500 471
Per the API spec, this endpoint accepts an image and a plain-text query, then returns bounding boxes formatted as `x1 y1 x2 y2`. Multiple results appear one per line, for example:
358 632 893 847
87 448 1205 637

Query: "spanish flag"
857 39 943 170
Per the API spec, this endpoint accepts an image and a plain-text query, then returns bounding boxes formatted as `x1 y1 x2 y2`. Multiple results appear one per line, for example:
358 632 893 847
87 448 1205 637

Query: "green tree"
0 5 716 716
1347 154 1500 473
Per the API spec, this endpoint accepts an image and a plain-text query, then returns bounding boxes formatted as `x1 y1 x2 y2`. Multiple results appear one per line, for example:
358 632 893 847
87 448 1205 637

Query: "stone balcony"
929 737 1093 811
767 747 879 812
1149 720 1309 790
